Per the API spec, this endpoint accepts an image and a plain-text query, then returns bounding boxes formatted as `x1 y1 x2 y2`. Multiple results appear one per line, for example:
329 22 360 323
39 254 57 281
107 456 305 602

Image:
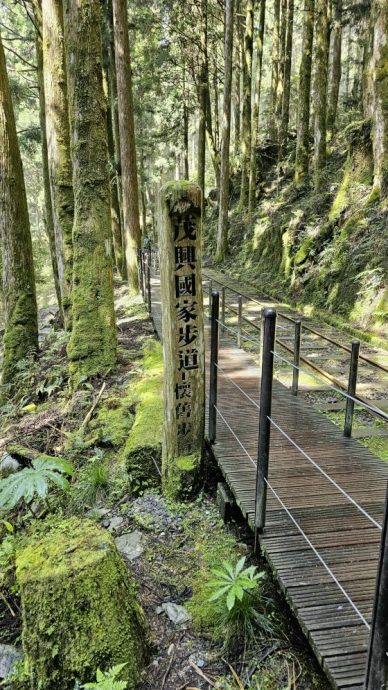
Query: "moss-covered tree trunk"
327 0 342 138
294 0 314 185
160 182 205 499
270 0 281 140
367 0 388 197
216 0 234 261
102 0 124 277
32 0 63 320
313 0 329 190
64 0 117 383
0 33 38 387
42 0 74 328
112 0 141 292
233 0 241 159
239 0 254 209
280 0 294 151
248 0 266 214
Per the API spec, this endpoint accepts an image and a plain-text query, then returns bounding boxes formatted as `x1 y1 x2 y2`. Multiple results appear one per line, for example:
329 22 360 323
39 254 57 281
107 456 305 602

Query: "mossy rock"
16 518 147 690
121 341 164 494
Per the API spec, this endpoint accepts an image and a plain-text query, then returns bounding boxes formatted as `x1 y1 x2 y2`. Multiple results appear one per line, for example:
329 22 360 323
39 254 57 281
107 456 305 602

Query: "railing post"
208 292 220 444
365 482 388 690
146 249 151 314
221 286 226 333
344 339 360 437
292 319 301 396
254 308 277 546
142 250 147 300
208 279 213 312
138 250 144 298
237 296 243 349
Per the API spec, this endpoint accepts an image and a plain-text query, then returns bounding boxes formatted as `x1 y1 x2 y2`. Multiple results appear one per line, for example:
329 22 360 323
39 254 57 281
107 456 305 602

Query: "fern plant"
0 458 74 514
207 557 271 647
80 664 127 690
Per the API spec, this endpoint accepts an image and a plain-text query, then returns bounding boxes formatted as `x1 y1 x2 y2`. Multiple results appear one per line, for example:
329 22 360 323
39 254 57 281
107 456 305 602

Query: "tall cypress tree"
0 32 38 387
64 0 117 383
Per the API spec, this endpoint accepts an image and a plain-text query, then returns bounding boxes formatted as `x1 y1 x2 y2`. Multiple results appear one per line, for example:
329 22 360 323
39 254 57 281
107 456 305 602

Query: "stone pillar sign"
160 181 205 499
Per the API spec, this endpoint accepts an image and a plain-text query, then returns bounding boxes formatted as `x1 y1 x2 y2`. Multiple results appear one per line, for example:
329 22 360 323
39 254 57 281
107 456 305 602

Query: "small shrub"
0 457 74 515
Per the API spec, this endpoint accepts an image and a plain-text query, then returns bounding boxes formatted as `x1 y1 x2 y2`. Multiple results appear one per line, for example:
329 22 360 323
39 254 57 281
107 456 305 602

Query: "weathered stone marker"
160 181 205 499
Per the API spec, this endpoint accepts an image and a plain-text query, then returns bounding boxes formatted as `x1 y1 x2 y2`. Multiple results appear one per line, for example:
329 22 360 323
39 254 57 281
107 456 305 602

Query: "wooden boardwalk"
149 273 388 690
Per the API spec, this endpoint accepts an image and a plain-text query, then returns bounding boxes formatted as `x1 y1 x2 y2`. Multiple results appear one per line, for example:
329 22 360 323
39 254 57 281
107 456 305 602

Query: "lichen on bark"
64 0 117 384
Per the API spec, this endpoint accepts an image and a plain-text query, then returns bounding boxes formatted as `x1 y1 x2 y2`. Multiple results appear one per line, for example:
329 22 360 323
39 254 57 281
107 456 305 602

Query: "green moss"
121 340 164 493
163 451 202 500
175 453 197 471
90 397 134 448
16 517 147 689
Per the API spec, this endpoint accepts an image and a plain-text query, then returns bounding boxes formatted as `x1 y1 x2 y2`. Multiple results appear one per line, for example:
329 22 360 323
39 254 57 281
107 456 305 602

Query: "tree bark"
313 0 330 189
32 0 62 319
197 0 207 213
327 0 342 138
276 0 288 145
64 0 117 383
280 0 295 151
112 0 141 292
216 0 234 261
294 0 314 185
0 33 38 387
270 0 281 140
42 0 74 328
239 0 254 209
102 0 124 277
233 0 241 158
248 0 266 214
367 0 388 197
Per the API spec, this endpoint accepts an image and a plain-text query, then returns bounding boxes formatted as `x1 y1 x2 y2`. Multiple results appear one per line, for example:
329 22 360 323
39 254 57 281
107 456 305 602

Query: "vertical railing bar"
209 279 213 313
344 339 360 437
221 286 226 333
237 296 243 349
208 292 220 444
254 308 277 550
292 319 301 396
364 482 388 690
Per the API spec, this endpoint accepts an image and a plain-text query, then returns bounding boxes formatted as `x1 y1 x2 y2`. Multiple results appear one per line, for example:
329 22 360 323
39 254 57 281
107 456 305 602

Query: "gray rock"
0 453 20 478
115 531 144 561
161 602 192 625
0 644 22 679
108 516 124 533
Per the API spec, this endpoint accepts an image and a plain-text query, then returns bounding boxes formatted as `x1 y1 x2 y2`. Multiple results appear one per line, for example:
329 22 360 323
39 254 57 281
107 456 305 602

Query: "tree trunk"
368 0 388 197
197 0 207 210
42 0 74 328
276 0 287 146
64 0 117 383
233 0 241 158
294 0 314 185
0 34 38 387
112 0 141 292
280 0 294 150
216 0 234 261
248 0 266 214
327 0 342 138
32 0 62 319
313 0 330 189
102 0 124 277
270 0 281 140
239 0 254 210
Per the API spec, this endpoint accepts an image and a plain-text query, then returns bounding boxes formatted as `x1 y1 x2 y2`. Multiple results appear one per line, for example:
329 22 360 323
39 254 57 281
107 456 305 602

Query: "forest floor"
0 282 330 690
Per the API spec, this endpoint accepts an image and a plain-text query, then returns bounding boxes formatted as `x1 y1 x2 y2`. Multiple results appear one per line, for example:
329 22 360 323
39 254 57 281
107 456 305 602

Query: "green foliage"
70 449 110 509
0 457 74 514
79 664 128 690
208 557 265 612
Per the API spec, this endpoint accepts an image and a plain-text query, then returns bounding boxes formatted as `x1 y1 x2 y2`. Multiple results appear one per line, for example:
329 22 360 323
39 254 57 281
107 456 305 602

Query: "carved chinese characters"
160 183 204 499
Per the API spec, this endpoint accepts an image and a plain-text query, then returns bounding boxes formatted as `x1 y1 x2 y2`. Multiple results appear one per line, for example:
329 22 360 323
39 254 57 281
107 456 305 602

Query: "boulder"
16 518 147 690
